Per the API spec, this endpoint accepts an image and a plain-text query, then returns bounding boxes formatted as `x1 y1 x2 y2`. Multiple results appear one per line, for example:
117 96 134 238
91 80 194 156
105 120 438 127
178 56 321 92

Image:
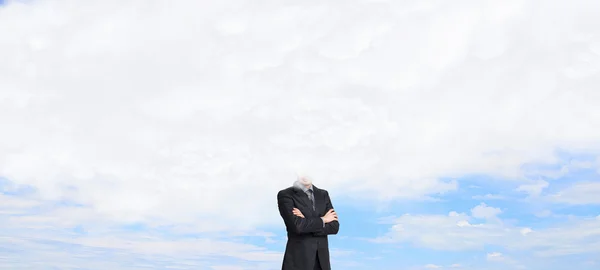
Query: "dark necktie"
306 189 315 211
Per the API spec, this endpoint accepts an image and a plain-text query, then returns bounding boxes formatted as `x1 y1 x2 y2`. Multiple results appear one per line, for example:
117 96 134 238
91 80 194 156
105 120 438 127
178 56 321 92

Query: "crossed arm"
288 191 340 236
312 191 339 236
277 191 327 234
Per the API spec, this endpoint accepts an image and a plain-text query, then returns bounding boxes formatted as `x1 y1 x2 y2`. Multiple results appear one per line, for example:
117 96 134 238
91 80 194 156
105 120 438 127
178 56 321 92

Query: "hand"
292 208 305 218
322 209 338 223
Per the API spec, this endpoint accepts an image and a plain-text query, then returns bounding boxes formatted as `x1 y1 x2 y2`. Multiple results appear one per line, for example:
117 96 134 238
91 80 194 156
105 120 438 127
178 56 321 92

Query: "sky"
1 0 600 269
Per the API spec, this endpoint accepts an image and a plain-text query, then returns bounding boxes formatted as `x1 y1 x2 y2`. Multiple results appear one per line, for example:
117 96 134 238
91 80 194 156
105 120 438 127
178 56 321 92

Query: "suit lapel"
294 188 314 211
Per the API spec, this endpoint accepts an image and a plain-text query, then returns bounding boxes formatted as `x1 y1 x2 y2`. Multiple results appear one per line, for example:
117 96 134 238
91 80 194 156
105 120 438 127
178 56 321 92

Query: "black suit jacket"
277 185 340 270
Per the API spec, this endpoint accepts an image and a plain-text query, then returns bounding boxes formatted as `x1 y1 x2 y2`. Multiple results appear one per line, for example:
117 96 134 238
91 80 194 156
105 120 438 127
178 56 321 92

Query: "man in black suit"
277 174 340 270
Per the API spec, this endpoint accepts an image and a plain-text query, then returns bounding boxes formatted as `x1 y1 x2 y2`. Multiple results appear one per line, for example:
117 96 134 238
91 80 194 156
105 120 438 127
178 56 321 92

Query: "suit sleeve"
278 190 326 234
313 190 340 236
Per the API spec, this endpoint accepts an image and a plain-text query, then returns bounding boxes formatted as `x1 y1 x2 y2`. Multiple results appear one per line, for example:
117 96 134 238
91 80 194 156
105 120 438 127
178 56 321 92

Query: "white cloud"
0 231 280 270
1 0 600 267
534 210 553 218
374 204 600 257
516 180 549 197
548 182 600 205
1 226 282 263
0 193 39 214
471 194 505 200
1 0 599 232
486 252 526 269
0 193 283 269
416 263 462 270
470 203 502 221
211 266 246 270
486 252 505 262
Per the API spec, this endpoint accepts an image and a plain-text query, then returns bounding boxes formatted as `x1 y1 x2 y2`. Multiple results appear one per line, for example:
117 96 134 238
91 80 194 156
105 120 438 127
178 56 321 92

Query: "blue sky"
2 0 600 269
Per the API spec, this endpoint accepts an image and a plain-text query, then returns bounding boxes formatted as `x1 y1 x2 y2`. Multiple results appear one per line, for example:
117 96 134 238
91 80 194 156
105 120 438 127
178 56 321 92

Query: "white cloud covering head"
296 172 313 186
